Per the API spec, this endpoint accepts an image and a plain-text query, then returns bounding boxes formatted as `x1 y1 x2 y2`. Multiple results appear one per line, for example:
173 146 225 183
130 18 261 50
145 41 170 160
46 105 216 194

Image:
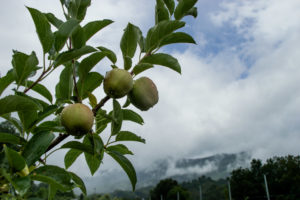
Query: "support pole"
227 180 232 200
160 195 163 200
177 191 180 200
264 174 271 200
199 185 202 200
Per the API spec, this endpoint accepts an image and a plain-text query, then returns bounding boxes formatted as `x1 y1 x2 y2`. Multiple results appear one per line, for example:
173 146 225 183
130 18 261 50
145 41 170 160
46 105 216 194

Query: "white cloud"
128 0 300 168
165 160 218 177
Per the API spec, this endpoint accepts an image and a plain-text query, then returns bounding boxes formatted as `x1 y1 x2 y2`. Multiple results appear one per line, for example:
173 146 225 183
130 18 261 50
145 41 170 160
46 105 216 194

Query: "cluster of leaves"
0 0 198 199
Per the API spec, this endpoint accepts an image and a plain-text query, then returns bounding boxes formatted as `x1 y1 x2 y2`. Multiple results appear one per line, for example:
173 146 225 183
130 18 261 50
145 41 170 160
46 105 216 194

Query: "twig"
23 70 47 93
23 63 53 94
92 95 110 116
72 59 81 103
46 133 69 153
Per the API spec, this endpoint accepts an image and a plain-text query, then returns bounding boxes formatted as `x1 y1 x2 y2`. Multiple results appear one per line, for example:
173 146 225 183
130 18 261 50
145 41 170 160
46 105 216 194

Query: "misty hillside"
84 152 251 193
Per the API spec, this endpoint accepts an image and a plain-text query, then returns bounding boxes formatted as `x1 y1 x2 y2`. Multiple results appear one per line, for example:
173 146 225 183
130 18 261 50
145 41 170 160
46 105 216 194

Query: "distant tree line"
150 155 300 200
230 155 300 200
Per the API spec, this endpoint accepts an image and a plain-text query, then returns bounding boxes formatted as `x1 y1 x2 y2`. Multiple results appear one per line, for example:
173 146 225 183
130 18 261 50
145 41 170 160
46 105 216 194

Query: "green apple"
61 103 94 136
104 68 133 98
128 77 159 111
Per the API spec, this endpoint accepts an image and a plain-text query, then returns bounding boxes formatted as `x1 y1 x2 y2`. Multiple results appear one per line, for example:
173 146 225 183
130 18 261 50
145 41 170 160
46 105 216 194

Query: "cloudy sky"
1 0 300 182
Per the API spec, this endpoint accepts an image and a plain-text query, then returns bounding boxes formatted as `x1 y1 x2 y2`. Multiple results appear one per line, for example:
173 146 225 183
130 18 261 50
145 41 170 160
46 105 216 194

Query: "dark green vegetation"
230 155 300 200
0 0 198 199
150 178 191 200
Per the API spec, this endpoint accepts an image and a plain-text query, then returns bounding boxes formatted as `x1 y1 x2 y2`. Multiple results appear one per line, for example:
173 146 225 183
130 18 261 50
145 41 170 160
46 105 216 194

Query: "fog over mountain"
83 152 251 193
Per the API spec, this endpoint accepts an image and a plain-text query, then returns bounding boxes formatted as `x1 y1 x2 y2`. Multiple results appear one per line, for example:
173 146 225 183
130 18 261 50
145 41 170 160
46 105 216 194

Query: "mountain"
84 152 251 194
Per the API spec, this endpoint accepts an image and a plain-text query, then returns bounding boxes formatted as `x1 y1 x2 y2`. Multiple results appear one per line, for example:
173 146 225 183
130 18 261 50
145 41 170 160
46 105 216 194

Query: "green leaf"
0 95 41 116
186 7 198 18
64 149 82 169
68 0 78 19
145 20 185 52
174 0 198 20
71 25 86 49
45 12 63 29
107 144 133 155
97 46 117 64
159 32 196 47
88 93 97 108
83 135 102 175
77 72 104 99
124 56 132 70
0 70 14 96
92 134 104 155
11 176 31 197
38 105 58 120
74 0 91 21
22 131 55 166
32 120 65 134
14 92 45 111
24 105 58 130
163 0 175 15
116 131 146 143
139 37 146 53
0 132 26 145
54 45 97 68
122 97 131 108
31 165 73 191
78 52 106 80
95 109 111 134
4 145 26 171
48 185 58 200
68 0 91 21
83 19 113 42
12 51 39 86
107 150 137 191
23 81 53 103
69 172 86 195
27 7 54 53
123 109 144 125
120 23 141 59
155 0 170 24
18 110 38 132
132 63 153 75
111 99 123 136
140 53 181 73
55 64 73 100
1 114 23 133
61 141 94 155
54 18 79 51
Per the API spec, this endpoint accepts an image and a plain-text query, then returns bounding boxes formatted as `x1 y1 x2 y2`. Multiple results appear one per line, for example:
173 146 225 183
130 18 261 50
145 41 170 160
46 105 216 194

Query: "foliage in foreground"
0 0 199 199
